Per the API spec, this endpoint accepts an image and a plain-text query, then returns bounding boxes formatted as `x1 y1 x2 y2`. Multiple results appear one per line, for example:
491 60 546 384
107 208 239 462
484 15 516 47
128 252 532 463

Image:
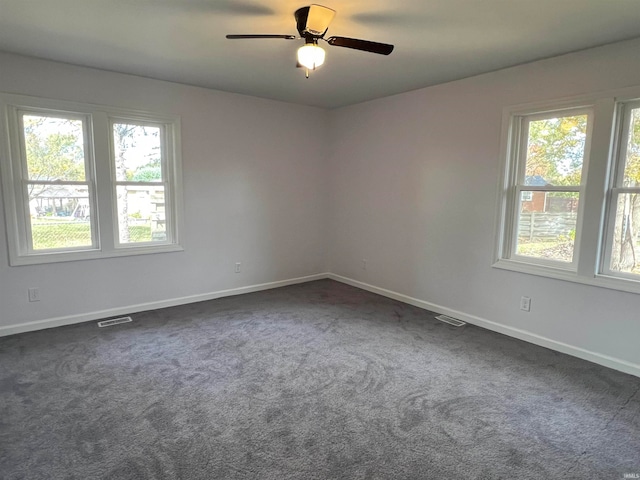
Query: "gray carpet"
1 279 639 480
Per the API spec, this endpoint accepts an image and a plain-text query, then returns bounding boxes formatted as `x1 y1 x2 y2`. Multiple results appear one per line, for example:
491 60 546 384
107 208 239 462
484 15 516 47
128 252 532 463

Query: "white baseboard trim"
328 273 640 378
0 273 330 338
5 271 639 378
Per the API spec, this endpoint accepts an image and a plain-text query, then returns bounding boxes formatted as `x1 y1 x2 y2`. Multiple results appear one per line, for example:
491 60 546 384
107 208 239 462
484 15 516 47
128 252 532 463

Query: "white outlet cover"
28 288 40 302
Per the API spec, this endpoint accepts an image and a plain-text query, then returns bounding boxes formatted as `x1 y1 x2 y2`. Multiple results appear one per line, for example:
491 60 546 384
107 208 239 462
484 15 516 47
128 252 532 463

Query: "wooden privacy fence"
518 212 577 241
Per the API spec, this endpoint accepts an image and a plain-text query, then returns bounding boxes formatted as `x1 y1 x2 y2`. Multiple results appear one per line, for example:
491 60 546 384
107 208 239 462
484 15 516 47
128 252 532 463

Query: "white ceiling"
1 1 639 109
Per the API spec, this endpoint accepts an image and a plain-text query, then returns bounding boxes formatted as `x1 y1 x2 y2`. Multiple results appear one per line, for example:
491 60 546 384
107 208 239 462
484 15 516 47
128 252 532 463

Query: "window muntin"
0 94 182 265
603 103 640 279
509 110 591 267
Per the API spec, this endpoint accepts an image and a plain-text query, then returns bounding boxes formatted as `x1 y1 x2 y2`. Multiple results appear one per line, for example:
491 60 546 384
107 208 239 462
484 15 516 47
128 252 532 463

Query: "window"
602 102 640 279
509 110 591 268
520 191 533 202
111 121 170 246
19 112 97 252
0 94 182 265
495 88 640 294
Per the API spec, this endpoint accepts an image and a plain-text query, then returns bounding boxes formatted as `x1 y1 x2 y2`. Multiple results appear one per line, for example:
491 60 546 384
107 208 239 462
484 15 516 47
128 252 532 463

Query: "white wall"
0 52 329 333
3 39 640 375
327 38 640 372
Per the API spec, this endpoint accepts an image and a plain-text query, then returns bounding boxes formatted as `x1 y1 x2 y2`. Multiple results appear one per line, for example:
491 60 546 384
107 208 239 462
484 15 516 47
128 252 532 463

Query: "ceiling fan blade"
326 36 394 55
226 34 296 40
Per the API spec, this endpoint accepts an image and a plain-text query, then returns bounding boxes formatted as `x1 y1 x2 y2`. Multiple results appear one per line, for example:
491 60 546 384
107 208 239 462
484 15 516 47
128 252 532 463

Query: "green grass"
32 222 92 249
129 226 152 243
31 220 151 249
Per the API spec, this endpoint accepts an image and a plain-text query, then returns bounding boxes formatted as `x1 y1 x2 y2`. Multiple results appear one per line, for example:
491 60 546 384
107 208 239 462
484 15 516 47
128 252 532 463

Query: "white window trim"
12 108 100 255
493 86 640 295
505 106 593 273
108 117 177 250
0 93 184 266
600 100 640 280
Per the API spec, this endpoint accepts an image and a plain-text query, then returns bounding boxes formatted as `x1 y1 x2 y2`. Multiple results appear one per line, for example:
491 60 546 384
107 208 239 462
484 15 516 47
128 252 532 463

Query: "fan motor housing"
295 6 330 38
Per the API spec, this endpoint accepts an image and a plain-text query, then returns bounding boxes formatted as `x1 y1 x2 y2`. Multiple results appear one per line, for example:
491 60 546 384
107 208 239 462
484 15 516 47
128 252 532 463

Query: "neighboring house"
29 186 89 218
521 175 579 214
521 175 548 213
29 185 163 222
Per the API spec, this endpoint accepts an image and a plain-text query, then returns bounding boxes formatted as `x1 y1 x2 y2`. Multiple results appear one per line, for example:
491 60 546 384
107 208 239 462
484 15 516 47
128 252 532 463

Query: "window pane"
23 114 86 181
609 193 640 275
622 107 640 188
113 123 162 182
28 184 92 250
116 185 166 244
515 192 579 263
525 114 588 187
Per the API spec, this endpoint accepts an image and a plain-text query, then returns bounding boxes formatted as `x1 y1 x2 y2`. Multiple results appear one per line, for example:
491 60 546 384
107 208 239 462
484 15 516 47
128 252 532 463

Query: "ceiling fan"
226 4 394 77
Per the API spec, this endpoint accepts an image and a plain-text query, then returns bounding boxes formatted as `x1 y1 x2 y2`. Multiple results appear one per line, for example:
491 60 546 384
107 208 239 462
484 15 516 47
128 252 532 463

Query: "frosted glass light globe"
297 44 325 70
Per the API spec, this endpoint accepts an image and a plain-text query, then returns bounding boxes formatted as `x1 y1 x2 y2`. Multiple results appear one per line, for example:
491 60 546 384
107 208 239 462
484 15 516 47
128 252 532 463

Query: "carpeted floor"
1 279 639 479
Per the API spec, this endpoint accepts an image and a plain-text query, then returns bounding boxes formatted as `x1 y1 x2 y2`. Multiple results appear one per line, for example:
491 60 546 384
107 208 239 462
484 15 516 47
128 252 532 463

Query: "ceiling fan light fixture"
226 4 394 76
297 43 325 70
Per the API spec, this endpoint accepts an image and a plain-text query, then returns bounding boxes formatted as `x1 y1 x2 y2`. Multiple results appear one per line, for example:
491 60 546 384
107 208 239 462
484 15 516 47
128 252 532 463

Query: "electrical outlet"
520 296 531 312
28 287 40 302
362 259 367 270
235 262 241 273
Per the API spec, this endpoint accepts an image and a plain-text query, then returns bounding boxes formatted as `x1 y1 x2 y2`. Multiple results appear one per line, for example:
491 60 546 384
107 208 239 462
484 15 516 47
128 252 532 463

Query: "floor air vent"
97 316 133 328
435 315 466 327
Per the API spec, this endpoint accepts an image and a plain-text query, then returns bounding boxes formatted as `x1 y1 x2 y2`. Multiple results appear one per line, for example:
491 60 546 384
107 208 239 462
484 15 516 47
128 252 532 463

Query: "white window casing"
494 87 640 295
0 93 183 266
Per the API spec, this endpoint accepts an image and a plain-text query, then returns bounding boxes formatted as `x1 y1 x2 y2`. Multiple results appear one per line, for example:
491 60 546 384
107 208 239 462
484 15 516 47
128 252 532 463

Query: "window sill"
492 258 640 295
9 243 184 266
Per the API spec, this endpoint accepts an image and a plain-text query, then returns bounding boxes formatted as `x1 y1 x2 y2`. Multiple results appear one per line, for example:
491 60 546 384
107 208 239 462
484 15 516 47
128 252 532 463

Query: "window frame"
601 100 640 280
108 117 176 249
13 108 99 254
494 87 640 295
505 107 593 272
0 93 183 266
